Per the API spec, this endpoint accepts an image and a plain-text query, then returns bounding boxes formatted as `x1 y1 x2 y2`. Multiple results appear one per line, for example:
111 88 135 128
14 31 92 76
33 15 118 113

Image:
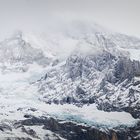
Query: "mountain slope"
0 21 139 139
36 27 140 119
0 32 50 73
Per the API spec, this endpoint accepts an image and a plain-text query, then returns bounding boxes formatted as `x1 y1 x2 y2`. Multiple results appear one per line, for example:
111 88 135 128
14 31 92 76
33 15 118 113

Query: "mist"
0 0 140 40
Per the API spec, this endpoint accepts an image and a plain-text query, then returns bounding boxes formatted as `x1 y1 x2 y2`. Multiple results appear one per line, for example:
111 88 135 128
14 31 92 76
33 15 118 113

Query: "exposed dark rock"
21 126 39 139
13 116 140 140
0 123 12 132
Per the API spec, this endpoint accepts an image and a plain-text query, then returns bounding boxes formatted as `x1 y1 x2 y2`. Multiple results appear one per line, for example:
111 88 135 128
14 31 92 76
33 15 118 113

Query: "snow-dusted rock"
0 32 50 73
36 28 140 120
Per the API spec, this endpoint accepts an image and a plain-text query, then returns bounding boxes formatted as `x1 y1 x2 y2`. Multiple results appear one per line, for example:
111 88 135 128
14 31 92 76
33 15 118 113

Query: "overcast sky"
0 0 140 39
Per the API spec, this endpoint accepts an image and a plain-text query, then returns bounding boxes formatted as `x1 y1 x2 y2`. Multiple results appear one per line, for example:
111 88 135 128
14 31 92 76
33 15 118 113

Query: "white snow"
126 48 140 61
35 104 139 128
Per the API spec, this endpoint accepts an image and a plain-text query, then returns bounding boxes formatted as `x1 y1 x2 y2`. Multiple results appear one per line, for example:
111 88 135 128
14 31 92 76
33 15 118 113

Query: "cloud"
0 0 139 40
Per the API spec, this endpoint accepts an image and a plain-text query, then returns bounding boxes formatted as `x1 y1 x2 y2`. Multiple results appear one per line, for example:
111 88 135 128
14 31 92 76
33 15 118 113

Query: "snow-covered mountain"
0 31 50 73
36 23 140 119
0 21 140 139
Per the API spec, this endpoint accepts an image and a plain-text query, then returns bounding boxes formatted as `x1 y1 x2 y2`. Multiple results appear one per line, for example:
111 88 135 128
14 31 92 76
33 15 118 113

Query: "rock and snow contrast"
0 21 140 140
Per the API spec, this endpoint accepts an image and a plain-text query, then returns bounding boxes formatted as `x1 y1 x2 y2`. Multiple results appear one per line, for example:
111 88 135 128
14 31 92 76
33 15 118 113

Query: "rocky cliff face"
38 50 140 118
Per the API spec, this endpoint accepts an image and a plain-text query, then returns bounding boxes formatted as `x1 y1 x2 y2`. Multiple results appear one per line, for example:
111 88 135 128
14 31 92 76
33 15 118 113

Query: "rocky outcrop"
5 116 137 140
114 57 140 82
38 51 140 115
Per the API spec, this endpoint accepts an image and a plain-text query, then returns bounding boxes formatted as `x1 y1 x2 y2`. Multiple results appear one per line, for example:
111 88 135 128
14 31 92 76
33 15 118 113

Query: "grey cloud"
0 0 139 40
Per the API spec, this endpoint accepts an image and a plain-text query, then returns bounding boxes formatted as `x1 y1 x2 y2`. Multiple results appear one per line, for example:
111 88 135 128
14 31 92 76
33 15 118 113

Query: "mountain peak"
12 30 23 39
